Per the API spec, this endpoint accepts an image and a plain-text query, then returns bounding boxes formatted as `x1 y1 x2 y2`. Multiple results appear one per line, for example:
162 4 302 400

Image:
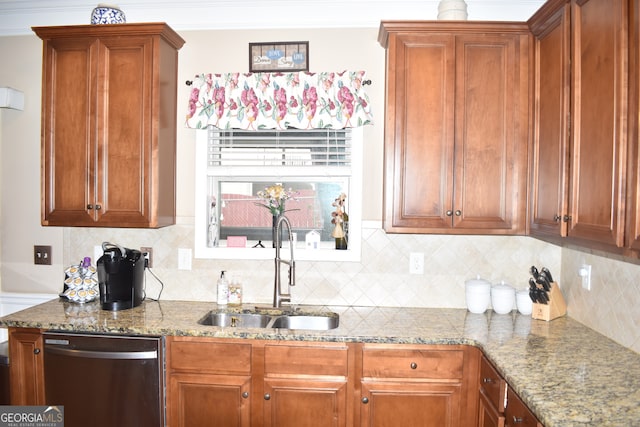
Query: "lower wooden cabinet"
165 339 480 427
357 344 479 427
479 355 543 427
262 343 351 427
7 331 544 427
165 337 252 427
8 327 45 405
504 387 543 427
478 356 507 427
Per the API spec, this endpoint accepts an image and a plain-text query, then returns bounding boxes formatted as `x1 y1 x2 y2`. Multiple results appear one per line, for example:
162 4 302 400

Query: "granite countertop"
1 299 639 427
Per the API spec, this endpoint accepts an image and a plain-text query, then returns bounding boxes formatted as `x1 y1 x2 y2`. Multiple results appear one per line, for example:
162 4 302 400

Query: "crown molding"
0 0 545 36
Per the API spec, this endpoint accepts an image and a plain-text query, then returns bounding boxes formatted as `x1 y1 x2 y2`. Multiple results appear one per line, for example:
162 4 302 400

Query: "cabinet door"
626 0 640 250
8 328 44 405
262 343 350 427
568 0 628 247
165 337 253 427
168 373 251 427
263 378 348 427
529 0 571 238
360 381 462 427
381 25 528 234
41 37 99 226
453 34 528 232
94 35 154 226
383 32 456 231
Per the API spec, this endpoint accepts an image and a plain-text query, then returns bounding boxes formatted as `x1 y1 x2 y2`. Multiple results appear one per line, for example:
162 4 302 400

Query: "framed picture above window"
249 41 309 72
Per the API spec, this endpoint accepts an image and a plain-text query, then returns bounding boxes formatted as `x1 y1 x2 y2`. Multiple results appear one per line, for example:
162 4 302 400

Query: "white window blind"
206 128 352 168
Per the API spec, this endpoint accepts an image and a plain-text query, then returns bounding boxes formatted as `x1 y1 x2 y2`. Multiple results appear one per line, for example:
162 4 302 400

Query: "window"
194 126 362 261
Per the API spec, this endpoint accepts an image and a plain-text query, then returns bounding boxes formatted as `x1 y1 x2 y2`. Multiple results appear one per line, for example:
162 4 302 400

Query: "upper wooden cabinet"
529 0 629 249
378 22 530 235
626 0 640 251
33 23 185 228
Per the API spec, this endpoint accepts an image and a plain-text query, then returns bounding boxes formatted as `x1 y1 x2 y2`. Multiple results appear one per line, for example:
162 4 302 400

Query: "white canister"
465 277 491 314
491 283 516 314
516 290 533 315
438 0 468 20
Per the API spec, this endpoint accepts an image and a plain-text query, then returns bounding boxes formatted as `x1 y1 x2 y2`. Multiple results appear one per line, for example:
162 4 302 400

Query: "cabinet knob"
264 394 271 401
33 348 41 355
446 210 453 216
512 416 524 423
95 204 102 210
563 215 572 222
361 397 369 404
410 362 417 369
455 210 462 216
242 392 249 399
87 204 93 210
553 214 561 222
482 377 493 383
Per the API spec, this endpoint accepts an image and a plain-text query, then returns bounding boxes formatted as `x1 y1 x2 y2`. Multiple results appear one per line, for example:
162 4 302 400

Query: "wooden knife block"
532 282 567 321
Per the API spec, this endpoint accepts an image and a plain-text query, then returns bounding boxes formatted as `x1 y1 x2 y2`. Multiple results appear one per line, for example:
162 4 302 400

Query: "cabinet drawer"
362 346 464 379
505 387 541 427
480 356 506 412
168 338 251 375
264 344 348 376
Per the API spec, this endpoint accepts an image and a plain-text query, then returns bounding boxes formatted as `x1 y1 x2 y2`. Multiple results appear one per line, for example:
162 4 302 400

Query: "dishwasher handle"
45 345 157 360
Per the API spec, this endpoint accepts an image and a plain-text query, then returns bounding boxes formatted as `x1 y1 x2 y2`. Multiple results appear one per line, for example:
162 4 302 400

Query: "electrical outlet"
34 245 52 265
409 252 424 275
178 248 192 270
141 247 153 268
579 264 592 290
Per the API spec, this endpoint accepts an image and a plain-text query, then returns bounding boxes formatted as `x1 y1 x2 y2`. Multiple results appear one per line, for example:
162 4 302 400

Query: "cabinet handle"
361 397 369 404
455 210 462 216
563 215 572 222
512 416 524 423
446 210 453 216
264 394 270 400
410 362 417 369
242 392 249 399
33 348 41 355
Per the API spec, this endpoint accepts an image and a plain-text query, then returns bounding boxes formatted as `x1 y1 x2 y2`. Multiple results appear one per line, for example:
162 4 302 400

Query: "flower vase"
272 215 283 248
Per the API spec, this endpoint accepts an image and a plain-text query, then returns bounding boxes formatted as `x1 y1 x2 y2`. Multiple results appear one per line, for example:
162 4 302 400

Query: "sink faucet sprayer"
273 215 295 307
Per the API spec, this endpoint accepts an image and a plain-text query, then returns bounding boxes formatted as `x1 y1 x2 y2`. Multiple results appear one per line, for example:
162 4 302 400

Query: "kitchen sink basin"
268 315 339 330
197 309 339 331
198 312 272 328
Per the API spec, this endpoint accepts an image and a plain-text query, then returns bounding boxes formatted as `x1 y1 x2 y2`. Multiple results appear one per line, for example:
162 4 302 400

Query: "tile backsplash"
64 223 639 353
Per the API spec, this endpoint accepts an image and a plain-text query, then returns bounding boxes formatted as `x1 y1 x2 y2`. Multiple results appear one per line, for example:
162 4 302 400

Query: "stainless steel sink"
198 312 271 328
269 315 339 330
197 309 339 330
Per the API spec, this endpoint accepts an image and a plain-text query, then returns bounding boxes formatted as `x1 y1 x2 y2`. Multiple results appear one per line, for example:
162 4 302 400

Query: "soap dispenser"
217 271 228 305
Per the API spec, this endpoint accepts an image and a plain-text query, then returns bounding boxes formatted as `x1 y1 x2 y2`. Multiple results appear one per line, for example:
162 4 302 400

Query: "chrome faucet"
273 215 295 307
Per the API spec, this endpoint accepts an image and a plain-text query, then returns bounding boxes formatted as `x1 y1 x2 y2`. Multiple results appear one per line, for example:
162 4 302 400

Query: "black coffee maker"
97 242 145 311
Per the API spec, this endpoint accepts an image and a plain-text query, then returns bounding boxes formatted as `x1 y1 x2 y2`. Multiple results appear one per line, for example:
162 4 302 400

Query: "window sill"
195 243 361 262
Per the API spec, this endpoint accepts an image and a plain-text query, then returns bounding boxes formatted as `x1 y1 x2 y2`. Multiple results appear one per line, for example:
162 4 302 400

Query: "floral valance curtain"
185 70 373 130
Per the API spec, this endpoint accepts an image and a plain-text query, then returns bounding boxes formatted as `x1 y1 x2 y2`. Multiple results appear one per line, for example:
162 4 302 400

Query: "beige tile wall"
65 225 639 353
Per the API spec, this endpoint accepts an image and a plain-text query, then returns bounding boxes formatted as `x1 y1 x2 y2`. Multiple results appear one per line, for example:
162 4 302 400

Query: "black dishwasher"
43 332 163 427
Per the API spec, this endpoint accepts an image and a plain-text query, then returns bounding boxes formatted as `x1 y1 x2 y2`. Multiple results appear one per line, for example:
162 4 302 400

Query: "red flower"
213 87 225 119
337 86 354 118
303 86 318 120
